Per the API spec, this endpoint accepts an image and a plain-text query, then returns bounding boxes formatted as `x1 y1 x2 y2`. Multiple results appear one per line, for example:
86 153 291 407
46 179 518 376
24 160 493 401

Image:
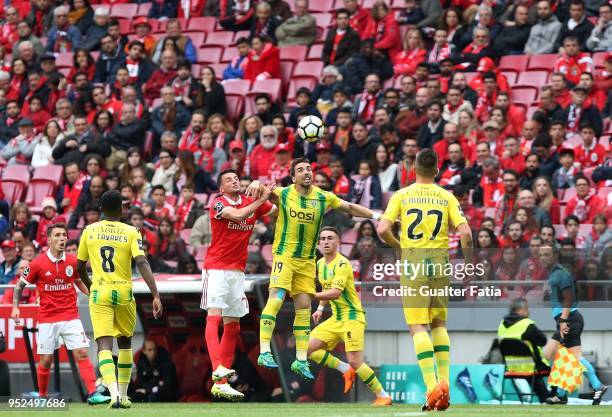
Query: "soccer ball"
298 115 325 142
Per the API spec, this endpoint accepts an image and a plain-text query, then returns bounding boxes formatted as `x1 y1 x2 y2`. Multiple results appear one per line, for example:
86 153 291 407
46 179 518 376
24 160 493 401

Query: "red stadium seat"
2 165 30 185
110 3 138 17
190 63 201 77
511 86 538 104
562 188 576 203
68 229 81 240
363 0 378 8
25 181 54 212
32 164 63 186
188 32 206 47
526 105 539 120
179 228 192 243
1 180 26 204
340 244 353 257
516 71 548 87
307 44 324 61
222 79 251 95
117 18 133 34
280 61 295 92
196 46 223 64
194 193 208 205
249 78 282 102
501 71 517 85
293 61 324 81
598 187 611 200
187 17 216 33
233 30 250 43
205 31 233 47
309 0 332 12
315 26 328 43
55 52 73 68
279 45 308 63
341 229 358 244
593 51 606 68
527 54 557 72
499 55 529 73
225 94 244 125
137 2 152 16
312 13 333 28
221 47 237 63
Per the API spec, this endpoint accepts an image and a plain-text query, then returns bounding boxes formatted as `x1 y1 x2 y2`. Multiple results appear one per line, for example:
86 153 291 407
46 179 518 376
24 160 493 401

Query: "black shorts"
552 311 584 348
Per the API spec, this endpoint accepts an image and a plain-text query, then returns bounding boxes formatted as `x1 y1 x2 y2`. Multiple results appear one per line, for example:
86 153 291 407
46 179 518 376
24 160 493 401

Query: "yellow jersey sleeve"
331 258 352 291
77 227 90 261
130 228 145 258
448 194 467 228
324 190 342 209
381 191 402 223
273 186 285 198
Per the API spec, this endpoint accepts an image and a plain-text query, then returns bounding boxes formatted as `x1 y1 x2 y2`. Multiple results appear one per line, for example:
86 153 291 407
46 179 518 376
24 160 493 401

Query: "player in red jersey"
203 169 276 400
10 223 109 405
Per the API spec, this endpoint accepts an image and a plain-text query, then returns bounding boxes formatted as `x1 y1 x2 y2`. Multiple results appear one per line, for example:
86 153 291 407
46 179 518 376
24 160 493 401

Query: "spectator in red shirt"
433 122 475 167
455 27 495 71
566 174 606 223
494 169 520 226
363 0 401 60
174 182 204 232
179 111 206 153
500 137 526 175
243 35 280 81
474 157 504 208
322 8 361 67
513 206 540 244
330 156 350 200
151 184 175 221
437 143 465 187
142 49 177 103
220 140 247 176
268 142 292 184
249 125 277 179
344 0 370 35
550 72 572 108
178 0 206 18
574 123 607 169
500 220 525 248
474 72 498 123
35 197 66 247
0 6 19 53
553 36 594 85
578 72 606 112
393 28 426 76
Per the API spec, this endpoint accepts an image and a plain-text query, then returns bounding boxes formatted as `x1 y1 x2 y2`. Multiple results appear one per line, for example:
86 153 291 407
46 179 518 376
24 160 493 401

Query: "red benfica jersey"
205 194 273 271
21 251 79 323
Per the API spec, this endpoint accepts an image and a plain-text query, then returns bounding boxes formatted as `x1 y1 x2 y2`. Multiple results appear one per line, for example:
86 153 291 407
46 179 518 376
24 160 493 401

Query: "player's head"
538 244 558 268
217 169 241 195
415 149 439 179
319 226 340 255
290 157 312 187
47 222 68 253
509 297 529 317
100 190 123 219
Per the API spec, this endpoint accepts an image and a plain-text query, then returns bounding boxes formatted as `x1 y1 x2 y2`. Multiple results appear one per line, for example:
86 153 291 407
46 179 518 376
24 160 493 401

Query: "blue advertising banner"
379 364 507 404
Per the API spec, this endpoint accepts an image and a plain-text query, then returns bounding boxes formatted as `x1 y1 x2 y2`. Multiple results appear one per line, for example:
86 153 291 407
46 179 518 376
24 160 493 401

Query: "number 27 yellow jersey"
382 183 467 249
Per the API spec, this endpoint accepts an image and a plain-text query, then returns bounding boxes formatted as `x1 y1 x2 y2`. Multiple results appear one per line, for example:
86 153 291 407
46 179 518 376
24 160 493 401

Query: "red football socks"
37 364 50 397
77 356 97 395
219 322 240 369
205 315 223 369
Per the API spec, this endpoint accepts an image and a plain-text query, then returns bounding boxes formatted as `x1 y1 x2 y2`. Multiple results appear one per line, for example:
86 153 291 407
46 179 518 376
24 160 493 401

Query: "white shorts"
37 319 89 355
201 269 249 318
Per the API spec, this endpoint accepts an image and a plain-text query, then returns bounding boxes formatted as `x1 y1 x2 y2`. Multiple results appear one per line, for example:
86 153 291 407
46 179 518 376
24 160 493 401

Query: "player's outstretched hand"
245 180 262 199
152 296 163 319
260 182 276 201
10 306 21 326
312 310 323 325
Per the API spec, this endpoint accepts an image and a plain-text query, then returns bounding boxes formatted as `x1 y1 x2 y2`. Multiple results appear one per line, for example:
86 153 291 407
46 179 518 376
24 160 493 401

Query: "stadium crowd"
0 0 609 305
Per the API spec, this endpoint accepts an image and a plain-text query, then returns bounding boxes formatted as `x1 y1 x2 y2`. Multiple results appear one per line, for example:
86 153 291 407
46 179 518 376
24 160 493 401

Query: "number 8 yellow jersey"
382 183 467 249
77 220 145 306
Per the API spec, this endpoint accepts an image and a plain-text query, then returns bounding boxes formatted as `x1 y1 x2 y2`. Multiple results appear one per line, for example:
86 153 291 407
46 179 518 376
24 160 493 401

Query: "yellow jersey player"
247 158 381 380
77 190 163 409
308 227 392 407
377 149 472 412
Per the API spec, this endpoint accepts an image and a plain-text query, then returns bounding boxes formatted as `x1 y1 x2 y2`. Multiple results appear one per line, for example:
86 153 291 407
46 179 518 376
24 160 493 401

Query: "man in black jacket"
108 103 148 169
560 85 603 137
151 86 191 143
494 5 532 55
94 33 127 85
416 100 445 149
341 40 394 95
554 0 594 51
498 298 550 403
52 116 112 166
131 339 178 402
322 8 361 67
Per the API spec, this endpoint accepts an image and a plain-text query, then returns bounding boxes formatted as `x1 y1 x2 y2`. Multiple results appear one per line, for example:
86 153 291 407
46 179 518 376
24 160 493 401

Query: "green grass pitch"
12 403 611 417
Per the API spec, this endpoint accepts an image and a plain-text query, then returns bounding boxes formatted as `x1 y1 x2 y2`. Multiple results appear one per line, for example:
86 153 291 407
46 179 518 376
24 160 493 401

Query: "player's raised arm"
336 200 382 221
377 192 402 250
221 182 275 223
